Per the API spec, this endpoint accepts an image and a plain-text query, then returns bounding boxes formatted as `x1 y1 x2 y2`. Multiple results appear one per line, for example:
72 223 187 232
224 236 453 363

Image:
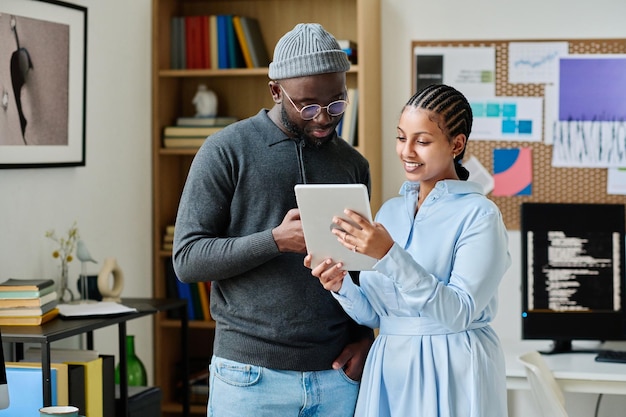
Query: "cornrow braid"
405 84 472 180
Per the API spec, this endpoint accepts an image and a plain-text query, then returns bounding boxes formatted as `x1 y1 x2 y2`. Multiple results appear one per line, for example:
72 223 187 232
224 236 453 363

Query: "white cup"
39 405 79 417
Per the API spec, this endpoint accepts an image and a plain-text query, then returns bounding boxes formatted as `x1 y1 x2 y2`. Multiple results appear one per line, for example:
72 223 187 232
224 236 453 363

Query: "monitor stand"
541 340 603 355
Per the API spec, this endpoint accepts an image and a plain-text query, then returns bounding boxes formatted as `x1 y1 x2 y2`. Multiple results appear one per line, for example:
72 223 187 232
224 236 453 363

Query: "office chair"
517 351 569 417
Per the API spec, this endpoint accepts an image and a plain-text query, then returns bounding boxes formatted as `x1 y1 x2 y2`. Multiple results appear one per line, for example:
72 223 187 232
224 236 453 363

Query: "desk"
504 340 626 395
0 298 188 417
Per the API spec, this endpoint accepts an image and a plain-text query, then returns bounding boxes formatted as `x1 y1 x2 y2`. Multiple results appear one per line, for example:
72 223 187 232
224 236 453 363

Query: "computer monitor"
0 331 9 409
521 203 626 354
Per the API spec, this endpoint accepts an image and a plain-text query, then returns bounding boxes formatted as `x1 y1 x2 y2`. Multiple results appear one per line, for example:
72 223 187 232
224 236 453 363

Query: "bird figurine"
77 240 97 264
76 240 97 302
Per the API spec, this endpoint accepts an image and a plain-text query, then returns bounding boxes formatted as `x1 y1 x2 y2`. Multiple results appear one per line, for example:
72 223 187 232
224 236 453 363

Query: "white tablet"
295 184 377 271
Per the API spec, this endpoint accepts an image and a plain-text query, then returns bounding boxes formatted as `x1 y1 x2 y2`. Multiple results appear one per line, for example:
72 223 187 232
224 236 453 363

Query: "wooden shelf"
159 66 358 77
152 1 380 415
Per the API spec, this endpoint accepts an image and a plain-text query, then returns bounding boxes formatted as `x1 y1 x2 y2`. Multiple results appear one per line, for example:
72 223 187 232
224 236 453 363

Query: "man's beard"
280 106 333 148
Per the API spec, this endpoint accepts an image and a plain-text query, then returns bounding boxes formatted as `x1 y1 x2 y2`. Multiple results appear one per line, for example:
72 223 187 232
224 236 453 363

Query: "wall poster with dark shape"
0 0 87 168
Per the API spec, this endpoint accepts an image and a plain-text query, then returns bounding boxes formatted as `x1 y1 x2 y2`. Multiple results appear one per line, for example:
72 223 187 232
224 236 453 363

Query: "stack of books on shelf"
162 224 175 251
337 39 358 64
176 358 210 405
163 115 238 149
170 14 270 70
0 278 59 326
336 88 359 146
165 258 212 322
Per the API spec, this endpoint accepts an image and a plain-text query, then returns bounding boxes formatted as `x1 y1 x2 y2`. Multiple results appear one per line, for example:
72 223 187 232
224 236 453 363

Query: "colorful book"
166 255 195 320
0 284 56 299
163 137 209 149
209 15 219 70
336 39 357 64
0 307 59 326
340 88 359 145
203 281 212 320
0 290 57 308
12 362 69 405
163 126 225 137
164 258 182 319
239 16 270 67
189 283 204 320
185 15 204 69
65 357 103 417
178 16 186 69
0 364 59 417
24 347 99 363
0 299 58 317
174 278 195 320
225 15 245 68
200 15 210 68
197 281 210 321
232 16 253 68
67 364 87 416
170 16 182 69
0 278 55 292
216 14 230 69
99 355 116 417
176 115 237 127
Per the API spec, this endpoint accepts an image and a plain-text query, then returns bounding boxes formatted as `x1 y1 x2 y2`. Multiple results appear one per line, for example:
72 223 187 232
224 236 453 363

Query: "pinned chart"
470 97 543 141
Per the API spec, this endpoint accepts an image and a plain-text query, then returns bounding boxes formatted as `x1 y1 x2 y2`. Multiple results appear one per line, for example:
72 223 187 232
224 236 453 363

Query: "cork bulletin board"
411 39 626 230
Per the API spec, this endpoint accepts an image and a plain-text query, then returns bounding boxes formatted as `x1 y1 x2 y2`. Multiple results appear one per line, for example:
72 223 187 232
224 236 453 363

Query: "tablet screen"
295 184 377 271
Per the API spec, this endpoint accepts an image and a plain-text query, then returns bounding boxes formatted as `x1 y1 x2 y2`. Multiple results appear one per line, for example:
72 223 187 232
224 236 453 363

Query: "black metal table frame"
0 297 189 417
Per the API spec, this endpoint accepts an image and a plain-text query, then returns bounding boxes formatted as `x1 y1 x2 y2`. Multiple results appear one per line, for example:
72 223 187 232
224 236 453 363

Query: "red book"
184 16 203 69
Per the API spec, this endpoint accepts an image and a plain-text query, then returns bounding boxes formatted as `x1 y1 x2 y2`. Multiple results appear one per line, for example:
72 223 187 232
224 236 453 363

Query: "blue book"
225 15 245 68
216 15 230 69
0 366 58 417
175 278 195 320
167 257 194 320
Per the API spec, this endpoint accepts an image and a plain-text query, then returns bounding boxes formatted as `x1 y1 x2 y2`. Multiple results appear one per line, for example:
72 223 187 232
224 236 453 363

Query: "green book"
0 279 56 299
0 285 55 299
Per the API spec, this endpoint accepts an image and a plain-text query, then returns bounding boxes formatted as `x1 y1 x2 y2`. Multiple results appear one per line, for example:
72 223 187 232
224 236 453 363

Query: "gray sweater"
173 109 372 371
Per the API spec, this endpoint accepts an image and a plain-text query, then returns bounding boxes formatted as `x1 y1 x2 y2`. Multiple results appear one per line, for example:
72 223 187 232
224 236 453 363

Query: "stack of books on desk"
0 278 59 325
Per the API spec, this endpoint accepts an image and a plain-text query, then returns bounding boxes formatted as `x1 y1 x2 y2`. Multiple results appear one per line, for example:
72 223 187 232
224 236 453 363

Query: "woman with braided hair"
305 84 511 416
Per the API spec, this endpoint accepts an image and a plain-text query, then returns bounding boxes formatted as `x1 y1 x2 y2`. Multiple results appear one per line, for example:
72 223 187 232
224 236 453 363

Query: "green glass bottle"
115 335 147 386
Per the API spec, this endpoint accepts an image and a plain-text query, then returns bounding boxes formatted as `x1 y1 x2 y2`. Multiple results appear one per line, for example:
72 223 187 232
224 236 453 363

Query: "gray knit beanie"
268 23 350 80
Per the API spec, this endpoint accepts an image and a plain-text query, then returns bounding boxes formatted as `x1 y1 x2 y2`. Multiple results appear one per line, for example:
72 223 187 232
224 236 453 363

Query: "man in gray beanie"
174 23 373 417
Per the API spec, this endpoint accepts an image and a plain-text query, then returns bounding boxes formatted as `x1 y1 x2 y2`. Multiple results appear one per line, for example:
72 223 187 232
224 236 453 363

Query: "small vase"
115 335 148 386
58 260 74 302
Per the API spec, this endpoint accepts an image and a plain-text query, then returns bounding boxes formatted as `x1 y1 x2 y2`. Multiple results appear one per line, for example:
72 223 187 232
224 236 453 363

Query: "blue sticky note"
518 120 533 134
502 120 516 134
502 103 517 118
486 103 501 117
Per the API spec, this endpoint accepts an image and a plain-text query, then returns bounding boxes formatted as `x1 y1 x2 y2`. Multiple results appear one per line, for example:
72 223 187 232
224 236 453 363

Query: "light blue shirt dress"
334 180 511 417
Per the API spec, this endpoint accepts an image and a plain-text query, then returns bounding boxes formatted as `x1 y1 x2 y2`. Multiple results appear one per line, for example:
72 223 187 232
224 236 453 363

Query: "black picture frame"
0 0 87 168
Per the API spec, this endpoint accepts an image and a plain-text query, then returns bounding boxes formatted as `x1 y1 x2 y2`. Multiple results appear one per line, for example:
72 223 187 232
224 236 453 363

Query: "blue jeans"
208 355 360 417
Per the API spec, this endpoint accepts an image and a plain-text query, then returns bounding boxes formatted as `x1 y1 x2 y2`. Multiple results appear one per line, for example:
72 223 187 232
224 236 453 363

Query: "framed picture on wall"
0 0 87 168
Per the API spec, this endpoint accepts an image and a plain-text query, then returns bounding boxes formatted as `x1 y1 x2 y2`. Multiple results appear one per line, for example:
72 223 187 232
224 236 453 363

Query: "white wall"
381 1 626 415
0 0 154 380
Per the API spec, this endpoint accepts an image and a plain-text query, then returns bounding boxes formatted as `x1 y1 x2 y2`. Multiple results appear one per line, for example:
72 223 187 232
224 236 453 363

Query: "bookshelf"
151 0 381 415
